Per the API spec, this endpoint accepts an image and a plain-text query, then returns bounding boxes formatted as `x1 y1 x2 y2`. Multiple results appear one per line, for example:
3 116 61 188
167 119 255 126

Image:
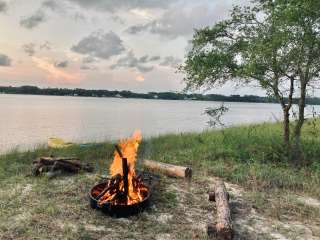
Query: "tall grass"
1 120 319 197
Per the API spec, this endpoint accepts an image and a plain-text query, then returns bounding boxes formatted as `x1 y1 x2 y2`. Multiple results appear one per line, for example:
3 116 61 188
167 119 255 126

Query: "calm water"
1 94 318 153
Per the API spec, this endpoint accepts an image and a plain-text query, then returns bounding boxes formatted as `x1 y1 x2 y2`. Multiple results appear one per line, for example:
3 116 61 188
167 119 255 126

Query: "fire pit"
89 130 153 217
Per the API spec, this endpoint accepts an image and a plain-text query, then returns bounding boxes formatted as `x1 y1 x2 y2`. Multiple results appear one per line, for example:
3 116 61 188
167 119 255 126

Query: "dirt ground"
0 172 319 240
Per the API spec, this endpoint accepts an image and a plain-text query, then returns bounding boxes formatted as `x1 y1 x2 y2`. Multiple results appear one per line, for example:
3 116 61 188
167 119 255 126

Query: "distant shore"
2 85 320 105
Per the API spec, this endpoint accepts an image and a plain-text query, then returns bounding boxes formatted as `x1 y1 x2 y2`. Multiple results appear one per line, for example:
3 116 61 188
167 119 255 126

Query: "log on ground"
142 159 192 179
208 180 233 240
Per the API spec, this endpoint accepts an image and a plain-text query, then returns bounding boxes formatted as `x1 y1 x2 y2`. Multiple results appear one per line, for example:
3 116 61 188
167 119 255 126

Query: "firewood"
32 163 51 176
122 158 129 200
32 163 43 176
33 156 79 164
50 160 80 173
41 156 78 161
115 145 124 158
32 156 93 176
96 185 113 200
142 159 192 179
208 180 232 240
98 174 122 203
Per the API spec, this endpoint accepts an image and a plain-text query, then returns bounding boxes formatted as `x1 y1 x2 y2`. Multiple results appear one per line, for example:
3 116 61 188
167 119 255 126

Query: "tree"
181 0 320 162
278 0 320 161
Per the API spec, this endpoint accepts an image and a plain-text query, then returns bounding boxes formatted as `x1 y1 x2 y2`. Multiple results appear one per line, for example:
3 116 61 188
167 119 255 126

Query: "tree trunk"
283 108 290 147
293 83 307 164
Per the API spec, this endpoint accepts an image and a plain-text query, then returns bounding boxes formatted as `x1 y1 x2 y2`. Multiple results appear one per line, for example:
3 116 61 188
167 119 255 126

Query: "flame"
97 130 148 205
109 129 142 177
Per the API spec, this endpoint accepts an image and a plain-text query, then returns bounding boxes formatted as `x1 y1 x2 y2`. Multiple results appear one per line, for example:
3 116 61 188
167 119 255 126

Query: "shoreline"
2 85 320 105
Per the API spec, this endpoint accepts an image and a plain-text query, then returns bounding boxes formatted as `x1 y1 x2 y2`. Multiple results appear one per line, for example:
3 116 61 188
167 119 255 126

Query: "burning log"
32 156 93 176
122 158 129 200
90 130 151 217
142 159 192 179
115 144 129 201
208 180 233 240
96 174 121 200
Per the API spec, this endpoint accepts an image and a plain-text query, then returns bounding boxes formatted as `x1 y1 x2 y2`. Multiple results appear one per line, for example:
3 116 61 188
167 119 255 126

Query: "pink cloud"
32 57 82 83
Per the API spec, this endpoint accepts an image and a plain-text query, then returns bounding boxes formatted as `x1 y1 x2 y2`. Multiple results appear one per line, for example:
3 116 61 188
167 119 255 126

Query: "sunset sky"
0 0 259 94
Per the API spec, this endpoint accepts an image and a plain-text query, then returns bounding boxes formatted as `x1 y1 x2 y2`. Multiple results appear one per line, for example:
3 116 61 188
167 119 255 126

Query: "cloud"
80 65 97 70
126 3 236 38
0 1 7 13
65 0 172 12
71 31 125 60
0 53 11 66
138 55 149 63
126 24 148 35
54 60 68 68
81 56 98 70
20 10 46 29
110 52 160 73
39 41 52 50
42 0 61 11
73 12 86 22
160 56 182 68
82 56 97 64
22 42 52 56
149 55 161 61
130 8 154 20
110 15 125 25
32 57 78 82
22 43 36 56
42 0 69 16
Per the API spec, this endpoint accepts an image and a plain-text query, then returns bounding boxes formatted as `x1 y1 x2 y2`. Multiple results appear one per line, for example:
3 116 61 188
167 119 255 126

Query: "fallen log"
32 163 51 176
142 159 192 179
33 157 80 166
41 156 79 161
50 160 81 173
208 191 229 202
208 180 232 240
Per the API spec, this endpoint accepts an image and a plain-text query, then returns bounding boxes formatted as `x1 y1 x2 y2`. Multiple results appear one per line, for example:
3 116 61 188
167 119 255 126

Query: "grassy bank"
0 120 319 239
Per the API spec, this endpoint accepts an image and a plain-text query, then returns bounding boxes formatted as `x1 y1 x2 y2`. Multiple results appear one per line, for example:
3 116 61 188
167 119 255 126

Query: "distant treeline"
1 85 320 105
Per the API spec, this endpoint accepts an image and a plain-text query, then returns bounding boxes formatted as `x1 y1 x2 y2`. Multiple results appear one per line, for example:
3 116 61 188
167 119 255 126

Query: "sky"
0 0 260 95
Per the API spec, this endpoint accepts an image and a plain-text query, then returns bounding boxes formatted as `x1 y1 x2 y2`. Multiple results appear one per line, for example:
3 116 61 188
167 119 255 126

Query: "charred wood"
32 156 93 176
122 157 129 201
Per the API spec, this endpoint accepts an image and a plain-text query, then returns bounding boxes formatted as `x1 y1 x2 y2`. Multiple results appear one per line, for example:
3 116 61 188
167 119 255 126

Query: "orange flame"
109 129 142 177
98 130 148 205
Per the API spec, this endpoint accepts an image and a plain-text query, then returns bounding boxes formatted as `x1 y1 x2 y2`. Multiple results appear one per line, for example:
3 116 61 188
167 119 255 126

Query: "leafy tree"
181 0 320 162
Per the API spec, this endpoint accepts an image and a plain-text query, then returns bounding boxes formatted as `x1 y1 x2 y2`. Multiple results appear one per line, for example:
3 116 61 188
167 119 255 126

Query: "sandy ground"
0 173 319 240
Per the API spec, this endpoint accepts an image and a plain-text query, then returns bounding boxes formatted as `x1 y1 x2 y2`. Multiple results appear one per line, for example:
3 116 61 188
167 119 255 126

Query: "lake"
1 94 318 153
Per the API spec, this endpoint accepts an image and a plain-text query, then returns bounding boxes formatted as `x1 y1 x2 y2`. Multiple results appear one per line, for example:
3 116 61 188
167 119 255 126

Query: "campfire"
89 130 151 217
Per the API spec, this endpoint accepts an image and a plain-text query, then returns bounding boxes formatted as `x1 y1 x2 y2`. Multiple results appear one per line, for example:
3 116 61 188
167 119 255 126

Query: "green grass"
141 120 320 196
0 120 320 239
1 119 320 195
